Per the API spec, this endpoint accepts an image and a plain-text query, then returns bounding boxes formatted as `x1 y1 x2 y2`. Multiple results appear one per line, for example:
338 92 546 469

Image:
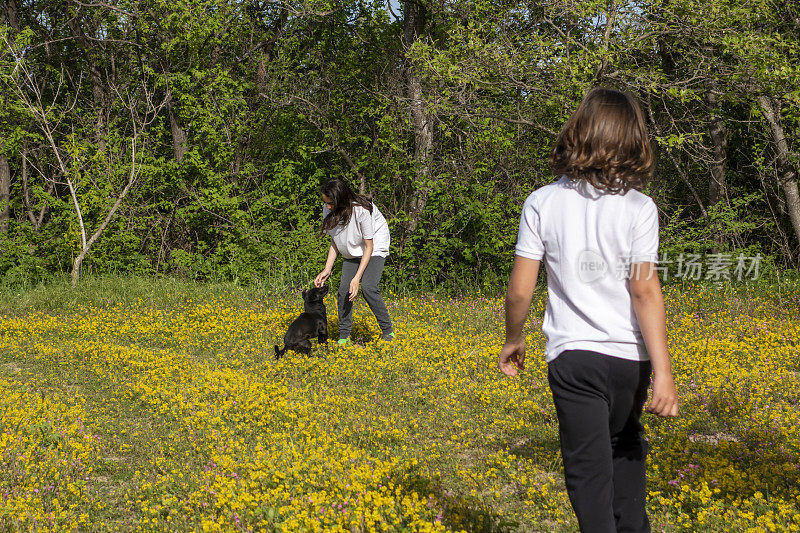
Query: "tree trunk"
67 15 107 151
706 86 727 206
406 74 433 231
3 0 19 31
2 1 18 234
71 250 86 287
0 155 10 232
256 59 268 94
706 82 727 251
401 0 433 239
758 95 800 261
169 103 188 163
256 10 288 93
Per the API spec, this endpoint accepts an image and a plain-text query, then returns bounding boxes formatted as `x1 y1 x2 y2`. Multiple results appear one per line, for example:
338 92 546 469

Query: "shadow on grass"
505 436 562 465
326 315 379 345
392 468 521 532
651 426 800 501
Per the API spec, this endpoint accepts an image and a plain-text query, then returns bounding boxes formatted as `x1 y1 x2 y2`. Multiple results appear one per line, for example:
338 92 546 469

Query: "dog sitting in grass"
274 285 329 359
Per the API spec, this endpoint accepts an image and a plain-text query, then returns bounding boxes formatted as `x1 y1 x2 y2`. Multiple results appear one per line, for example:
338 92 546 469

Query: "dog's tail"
274 345 286 360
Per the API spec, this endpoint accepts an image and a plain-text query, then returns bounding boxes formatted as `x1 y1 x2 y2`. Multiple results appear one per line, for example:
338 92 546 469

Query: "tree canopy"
1 0 798 288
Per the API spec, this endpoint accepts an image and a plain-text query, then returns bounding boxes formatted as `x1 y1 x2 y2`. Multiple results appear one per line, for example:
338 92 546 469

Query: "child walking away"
314 177 394 344
499 88 678 533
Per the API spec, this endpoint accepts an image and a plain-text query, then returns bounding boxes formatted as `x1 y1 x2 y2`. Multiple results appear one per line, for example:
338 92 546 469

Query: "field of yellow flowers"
0 279 798 531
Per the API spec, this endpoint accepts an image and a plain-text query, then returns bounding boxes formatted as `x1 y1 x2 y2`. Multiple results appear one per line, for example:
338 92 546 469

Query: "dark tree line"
1 0 798 288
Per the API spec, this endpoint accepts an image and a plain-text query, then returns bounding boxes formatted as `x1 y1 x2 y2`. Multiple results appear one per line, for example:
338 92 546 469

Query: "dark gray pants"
548 349 652 533
338 256 392 339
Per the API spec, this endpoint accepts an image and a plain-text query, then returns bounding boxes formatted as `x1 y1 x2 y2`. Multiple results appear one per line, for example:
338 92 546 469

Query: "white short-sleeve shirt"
323 203 391 259
515 176 659 362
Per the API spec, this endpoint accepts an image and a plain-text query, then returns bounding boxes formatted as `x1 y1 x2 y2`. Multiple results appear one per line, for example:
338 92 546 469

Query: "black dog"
274 285 329 359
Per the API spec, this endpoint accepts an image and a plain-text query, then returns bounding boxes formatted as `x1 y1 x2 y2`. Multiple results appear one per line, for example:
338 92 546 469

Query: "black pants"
548 350 652 533
338 256 392 339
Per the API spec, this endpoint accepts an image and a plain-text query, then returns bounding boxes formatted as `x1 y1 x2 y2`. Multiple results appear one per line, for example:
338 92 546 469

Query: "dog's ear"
320 285 329 296
302 289 308 299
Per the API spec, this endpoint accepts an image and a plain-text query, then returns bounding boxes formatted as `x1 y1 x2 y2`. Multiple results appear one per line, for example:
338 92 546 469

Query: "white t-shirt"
515 176 660 362
323 203 391 259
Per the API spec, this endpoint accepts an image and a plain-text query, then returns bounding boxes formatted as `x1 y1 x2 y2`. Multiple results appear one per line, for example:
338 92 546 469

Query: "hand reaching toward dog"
499 340 526 377
314 268 331 288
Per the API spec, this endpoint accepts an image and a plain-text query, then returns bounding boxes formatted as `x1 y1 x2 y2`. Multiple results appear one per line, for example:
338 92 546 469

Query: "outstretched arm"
315 240 339 287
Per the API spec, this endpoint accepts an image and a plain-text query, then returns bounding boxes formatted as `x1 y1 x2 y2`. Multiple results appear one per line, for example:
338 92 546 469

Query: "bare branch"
645 93 708 218
71 0 136 18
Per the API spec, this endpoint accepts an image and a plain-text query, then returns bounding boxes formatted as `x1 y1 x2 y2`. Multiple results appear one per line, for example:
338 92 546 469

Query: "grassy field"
0 277 799 531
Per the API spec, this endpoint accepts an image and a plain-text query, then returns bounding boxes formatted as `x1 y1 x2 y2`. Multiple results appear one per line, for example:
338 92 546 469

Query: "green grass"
0 275 799 531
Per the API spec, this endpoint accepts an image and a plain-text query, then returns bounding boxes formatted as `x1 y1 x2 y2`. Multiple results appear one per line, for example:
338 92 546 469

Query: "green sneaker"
380 331 395 342
337 338 352 346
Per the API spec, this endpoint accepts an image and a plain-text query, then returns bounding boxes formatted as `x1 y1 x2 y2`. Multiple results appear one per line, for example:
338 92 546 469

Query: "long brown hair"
550 88 654 194
320 177 373 231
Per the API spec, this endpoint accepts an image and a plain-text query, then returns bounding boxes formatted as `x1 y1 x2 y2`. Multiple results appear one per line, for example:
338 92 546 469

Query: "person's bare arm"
630 263 678 417
348 239 373 301
499 256 541 376
314 241 339 287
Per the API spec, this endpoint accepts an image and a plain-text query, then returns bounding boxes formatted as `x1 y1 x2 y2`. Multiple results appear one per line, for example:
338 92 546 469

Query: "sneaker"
337 338 351 346
380 331 395 342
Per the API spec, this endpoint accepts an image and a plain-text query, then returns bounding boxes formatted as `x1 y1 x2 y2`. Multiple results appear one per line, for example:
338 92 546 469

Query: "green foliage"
0 0 798 289
661 192 768 256
395 177 520 293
